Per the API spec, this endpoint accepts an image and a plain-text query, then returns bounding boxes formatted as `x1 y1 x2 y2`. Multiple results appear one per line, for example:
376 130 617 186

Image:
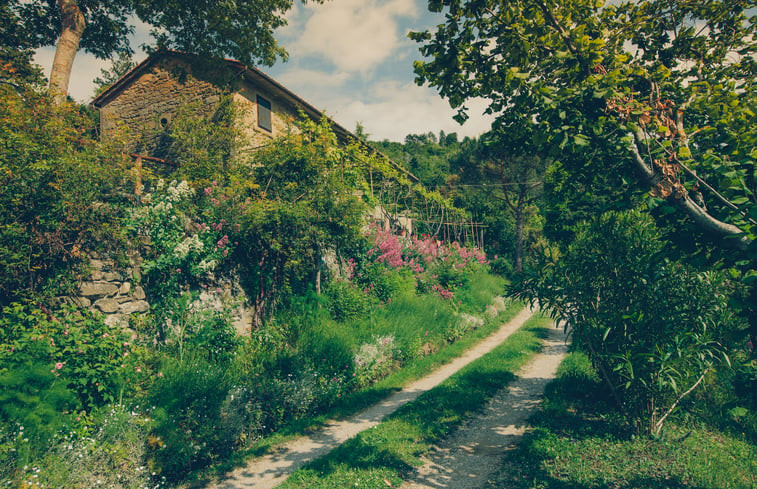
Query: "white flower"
198 259 218 272
173 234 204 258
166 180 193 202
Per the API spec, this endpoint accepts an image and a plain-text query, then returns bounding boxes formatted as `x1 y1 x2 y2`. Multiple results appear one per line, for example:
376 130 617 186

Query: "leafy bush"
0 82 128 305
126 180 236 335
324 279 374 322
513 210 744 436
0 303 133 411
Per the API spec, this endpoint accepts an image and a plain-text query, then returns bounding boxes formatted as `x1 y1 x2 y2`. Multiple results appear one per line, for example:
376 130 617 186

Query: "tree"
412 0 757 354
411 0 756 252
475 126 547 272
91 51 135 96
511 210 743 436
5 0 322 102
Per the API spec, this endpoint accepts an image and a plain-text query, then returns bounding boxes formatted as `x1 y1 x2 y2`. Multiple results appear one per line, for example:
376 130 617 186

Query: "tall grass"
278 315 551 489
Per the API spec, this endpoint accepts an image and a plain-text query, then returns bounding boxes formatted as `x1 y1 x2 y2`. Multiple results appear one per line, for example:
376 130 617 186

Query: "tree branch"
627 132 750 250
654 368 710 435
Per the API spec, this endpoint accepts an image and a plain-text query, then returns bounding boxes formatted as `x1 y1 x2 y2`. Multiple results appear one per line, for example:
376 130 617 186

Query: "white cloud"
292 0 418 73
325 81 495 141
273 67 351 94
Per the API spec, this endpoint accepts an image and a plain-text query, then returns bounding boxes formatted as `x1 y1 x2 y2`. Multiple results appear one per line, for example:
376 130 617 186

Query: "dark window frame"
257 95 272 132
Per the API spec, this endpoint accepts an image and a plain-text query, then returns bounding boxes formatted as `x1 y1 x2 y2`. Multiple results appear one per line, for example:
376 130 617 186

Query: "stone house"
92 50 370 163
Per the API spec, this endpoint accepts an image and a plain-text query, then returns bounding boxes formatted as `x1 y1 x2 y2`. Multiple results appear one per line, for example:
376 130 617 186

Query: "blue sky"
34 0 494 142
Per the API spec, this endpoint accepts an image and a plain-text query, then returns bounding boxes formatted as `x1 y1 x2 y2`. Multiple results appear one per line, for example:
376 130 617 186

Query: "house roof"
91 50 418 182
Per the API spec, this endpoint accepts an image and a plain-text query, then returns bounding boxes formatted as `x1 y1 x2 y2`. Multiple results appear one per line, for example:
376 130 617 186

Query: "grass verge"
203 300 524 481
486 351 757 489
276 314 553 489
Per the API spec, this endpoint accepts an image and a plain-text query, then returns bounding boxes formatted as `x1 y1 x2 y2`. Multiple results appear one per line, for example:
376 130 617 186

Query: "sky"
33 0 495 142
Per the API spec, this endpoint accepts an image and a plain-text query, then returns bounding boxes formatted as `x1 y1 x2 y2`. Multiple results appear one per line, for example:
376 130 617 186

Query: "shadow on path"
208 307 537 489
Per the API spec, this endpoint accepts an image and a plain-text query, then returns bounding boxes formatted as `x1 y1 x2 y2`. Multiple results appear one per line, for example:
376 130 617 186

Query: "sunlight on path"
208 306 536 489
400 326 568 489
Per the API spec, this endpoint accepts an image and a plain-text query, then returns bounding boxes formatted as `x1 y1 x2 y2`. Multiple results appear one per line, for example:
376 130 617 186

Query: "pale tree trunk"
514 207 524 272
49 0 86 104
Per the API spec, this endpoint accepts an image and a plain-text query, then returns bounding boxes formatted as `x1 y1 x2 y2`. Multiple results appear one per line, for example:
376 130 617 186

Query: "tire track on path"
208 306 536 489
400 326 568 489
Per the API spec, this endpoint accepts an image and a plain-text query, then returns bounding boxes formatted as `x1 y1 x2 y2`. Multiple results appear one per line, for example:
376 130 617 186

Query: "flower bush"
127 179 236 338
361 225 489 302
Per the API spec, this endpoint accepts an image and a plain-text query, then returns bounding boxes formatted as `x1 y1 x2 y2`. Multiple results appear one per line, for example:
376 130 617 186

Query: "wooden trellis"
372 178 486 251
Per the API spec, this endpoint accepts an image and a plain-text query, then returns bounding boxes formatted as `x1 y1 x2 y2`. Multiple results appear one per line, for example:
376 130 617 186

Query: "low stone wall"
75 254 253 333
76 255 149 327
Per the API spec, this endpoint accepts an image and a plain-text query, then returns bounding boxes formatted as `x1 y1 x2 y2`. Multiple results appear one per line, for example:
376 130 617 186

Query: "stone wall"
76 254 149 327
75 253 254 334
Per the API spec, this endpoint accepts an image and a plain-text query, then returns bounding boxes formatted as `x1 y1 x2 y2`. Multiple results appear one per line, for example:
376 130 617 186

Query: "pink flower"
54 362 64 370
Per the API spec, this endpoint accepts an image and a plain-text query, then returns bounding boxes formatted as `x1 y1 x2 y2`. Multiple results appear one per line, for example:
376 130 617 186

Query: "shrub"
0 303 133 411
146 354 235 481
513 210 743 436
324 279 373 322
0 83 128 305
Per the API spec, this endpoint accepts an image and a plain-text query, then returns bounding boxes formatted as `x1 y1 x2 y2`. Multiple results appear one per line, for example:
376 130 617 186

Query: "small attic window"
257 95 272 132
157 113 172 130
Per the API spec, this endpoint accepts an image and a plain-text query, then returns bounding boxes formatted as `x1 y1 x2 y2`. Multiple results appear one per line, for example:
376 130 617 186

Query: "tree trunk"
515 208 524 272
49 0 86 104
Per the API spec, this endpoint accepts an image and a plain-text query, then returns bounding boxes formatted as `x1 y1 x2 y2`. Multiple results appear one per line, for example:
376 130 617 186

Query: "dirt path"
208 306 537 489
400 326 568 489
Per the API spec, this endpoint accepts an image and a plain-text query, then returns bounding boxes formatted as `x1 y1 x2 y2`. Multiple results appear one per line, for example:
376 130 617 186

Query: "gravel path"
400 326 568 489
208 306 537 489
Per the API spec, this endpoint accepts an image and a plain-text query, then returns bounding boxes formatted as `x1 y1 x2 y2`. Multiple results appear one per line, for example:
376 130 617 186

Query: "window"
257 95 272 132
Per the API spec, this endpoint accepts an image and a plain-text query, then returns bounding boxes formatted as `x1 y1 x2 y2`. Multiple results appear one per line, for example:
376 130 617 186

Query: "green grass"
486 351 757 489
277 314 552 489
184 274 517 486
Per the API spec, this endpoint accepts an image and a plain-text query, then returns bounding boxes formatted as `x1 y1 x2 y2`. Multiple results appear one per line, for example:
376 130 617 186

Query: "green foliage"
92 51 136 96
413 0 757 367
0 363 75 460
324 279 375 322
17 406 154 489
0 82 128 305
6 0 317 67
0 303 133 411
222 117 369 322
371 133 460 189
146 354 235 481
498 353 757 489
154 96 250 186
513 210 744 435
126 179 235 332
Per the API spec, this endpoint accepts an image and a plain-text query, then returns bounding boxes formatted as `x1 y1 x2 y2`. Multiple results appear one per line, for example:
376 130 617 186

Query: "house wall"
98 56 300 155
98 57 223 153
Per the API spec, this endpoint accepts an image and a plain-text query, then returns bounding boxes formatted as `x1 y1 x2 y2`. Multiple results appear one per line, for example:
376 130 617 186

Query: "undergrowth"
487 351 757 489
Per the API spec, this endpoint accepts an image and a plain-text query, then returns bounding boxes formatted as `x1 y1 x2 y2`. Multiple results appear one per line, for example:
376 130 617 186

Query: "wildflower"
54 362 64 370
